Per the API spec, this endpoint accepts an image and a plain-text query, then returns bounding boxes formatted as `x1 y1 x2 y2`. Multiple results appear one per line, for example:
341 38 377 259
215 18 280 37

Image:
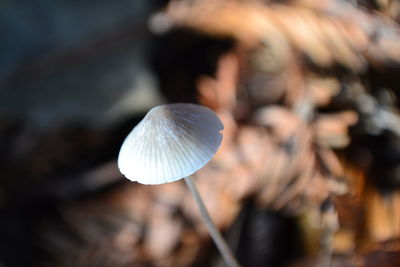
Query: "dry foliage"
39 0 400 266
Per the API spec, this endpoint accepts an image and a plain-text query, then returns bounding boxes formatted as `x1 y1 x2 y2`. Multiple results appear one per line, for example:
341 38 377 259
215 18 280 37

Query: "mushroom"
118 103 240 267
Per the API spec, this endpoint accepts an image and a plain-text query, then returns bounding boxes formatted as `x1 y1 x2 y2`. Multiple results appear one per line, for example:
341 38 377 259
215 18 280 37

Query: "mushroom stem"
184 176 241 267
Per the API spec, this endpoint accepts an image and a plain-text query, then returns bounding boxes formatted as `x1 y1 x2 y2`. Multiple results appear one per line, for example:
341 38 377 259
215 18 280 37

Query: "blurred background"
1 0 400 266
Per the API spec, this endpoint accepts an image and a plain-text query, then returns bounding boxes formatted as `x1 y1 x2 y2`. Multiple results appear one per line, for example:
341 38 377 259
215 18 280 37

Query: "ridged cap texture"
118 103 224 184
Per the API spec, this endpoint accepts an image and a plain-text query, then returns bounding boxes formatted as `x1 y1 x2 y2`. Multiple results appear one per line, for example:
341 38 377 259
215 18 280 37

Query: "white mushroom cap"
118 103 224 185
